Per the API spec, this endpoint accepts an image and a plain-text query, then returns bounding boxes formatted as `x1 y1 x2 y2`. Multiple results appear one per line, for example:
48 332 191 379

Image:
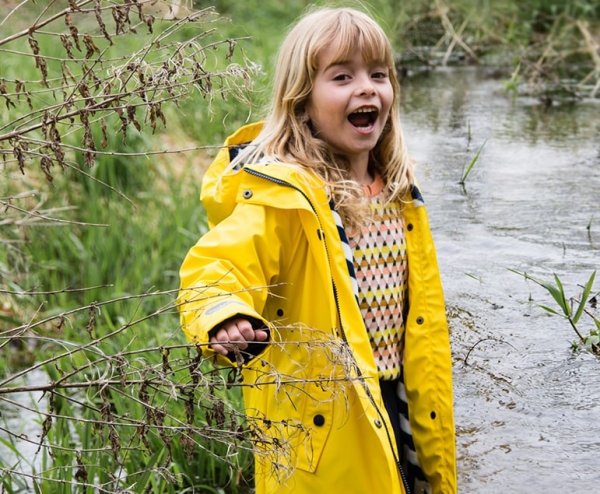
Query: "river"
401 67 600 492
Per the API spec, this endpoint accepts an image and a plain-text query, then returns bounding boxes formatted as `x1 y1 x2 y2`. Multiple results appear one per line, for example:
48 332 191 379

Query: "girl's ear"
297 107 310 124
305 115 315 133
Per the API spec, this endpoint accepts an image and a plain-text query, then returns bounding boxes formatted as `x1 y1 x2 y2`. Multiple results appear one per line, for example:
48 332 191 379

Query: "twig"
0 0 91 47
434 0 479 62
0 200 108 227
0 375 360 396
0 284 113 296
0 290 179 386
464 337 516 366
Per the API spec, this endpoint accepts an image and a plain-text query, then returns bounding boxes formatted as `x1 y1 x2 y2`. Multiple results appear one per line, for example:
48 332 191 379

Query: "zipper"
243 167 411 494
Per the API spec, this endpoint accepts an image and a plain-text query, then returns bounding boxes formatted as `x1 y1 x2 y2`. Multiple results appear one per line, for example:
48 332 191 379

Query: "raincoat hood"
201 121 321 228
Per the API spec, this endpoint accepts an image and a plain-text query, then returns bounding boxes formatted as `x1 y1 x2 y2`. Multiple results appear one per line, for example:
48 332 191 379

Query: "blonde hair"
236 7 413 228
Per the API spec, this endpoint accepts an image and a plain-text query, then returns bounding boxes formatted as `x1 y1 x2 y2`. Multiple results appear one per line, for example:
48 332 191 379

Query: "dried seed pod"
115 107 129 141
68 0 81 12
86 303 98 338
145 14 155 34
112 6 126 35
100 117 108 148
28 37 49 87
74 451 88 484
161 347 172 374
60 33 74 59
14 79 24 95
64 13 81 52
0 79 15 109
40 153 54 182
12 139 26 174
127 105 141 131
82 34 98 59
94 0 112 44
80 111 96 167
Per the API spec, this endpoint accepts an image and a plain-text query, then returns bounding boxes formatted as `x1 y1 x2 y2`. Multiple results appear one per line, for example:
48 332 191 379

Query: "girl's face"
307 46 393 180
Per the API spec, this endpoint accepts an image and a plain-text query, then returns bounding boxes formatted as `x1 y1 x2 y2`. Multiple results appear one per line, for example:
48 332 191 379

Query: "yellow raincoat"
179 123 457 493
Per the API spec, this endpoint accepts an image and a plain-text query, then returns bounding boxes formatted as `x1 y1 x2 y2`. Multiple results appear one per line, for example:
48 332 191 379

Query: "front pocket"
293 397 334 472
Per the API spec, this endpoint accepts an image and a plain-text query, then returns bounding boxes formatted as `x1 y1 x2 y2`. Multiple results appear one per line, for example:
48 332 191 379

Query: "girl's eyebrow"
322 60 351 71
322 59 388 72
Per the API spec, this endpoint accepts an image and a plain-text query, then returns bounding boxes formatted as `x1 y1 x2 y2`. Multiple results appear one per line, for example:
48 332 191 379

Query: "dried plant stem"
576 20 600 97
0 199 109 227
434 0 478 62
0 0 95 48
0 284 113 296
0 291 178 385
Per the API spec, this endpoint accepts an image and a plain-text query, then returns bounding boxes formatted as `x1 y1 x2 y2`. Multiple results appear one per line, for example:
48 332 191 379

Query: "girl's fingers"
209 338 229 355
209 319 269 355
254 329 269 341
236 319 256 341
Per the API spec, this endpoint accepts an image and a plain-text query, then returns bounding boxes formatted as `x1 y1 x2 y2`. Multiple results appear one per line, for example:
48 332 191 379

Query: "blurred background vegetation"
0 0 598 492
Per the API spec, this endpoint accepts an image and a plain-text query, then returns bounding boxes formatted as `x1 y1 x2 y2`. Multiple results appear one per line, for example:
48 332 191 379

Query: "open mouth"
348 107 378 128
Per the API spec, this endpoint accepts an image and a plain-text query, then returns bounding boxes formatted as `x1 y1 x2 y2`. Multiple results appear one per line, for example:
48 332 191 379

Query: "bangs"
310 11 394 70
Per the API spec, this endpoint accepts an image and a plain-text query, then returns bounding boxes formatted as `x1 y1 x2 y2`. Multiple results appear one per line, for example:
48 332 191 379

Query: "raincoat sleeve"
178 201 288 362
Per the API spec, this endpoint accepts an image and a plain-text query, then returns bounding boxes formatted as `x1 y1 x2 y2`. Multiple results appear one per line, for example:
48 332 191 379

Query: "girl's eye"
372 71 388 79
333 74 350 81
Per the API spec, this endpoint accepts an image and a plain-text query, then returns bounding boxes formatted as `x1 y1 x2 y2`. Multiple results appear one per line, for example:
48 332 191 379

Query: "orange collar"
362 174 384 197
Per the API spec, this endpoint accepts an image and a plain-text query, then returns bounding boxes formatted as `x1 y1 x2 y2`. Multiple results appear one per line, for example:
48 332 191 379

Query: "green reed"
459 139 487 186
512 270 599 354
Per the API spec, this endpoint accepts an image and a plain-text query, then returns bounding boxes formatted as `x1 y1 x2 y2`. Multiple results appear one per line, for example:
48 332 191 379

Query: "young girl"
179 7 456 494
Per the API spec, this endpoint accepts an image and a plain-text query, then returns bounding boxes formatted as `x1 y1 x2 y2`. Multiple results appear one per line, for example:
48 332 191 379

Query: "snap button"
406 223 414 231
276 308 284 317
416 316 424 325
374 419 382 428
242 190 253 199
313 414 325 427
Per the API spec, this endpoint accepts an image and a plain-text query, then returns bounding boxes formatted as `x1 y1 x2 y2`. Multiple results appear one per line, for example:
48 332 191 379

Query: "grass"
459 139 487 186
1 3 254 491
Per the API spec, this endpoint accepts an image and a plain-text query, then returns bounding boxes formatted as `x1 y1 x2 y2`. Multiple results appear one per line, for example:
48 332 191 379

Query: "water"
401 67 600 492
0 370 46 480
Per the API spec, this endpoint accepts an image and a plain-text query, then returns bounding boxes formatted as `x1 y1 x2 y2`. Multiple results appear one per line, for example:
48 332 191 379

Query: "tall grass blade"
539 305 562 317
573 271 596 324
552 274 570 316
539 278 569 316
460 139 487 185
133 448 165 492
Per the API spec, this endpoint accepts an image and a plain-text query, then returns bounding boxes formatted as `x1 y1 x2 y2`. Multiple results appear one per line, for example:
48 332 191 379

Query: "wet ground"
400 67 600 492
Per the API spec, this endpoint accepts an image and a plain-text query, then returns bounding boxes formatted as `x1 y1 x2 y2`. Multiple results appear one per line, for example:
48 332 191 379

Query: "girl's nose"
356 75 376 96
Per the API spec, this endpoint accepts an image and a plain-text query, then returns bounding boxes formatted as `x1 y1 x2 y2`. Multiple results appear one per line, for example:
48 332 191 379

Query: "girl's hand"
209 317 269 356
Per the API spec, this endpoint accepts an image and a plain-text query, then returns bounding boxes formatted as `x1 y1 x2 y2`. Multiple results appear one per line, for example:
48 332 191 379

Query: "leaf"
539 277 569 315
133 447 165 491
460 139 487 184
584 334 600 350
553 274 570 315
0 435 23 459
572 271 596 324
538 305 563 317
